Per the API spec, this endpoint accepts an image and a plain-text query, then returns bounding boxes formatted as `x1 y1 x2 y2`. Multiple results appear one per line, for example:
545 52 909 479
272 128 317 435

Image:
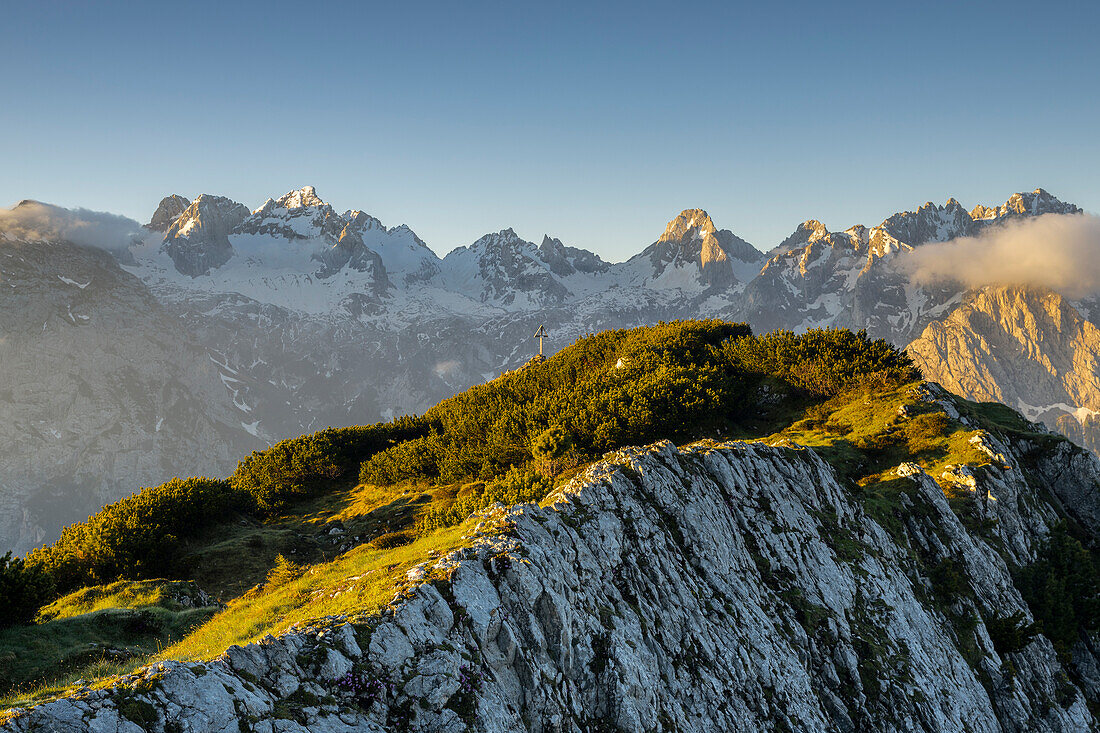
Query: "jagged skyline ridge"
4 185 1082 267
3 2 1099 260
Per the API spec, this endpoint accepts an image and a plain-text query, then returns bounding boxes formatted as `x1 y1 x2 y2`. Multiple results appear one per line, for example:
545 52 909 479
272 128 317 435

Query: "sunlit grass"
768 381 990 486
0 599 215 712
158 521 470 662
36 579 208 622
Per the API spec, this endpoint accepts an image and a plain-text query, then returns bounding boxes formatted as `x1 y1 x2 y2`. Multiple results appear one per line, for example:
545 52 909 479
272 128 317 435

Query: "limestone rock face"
625 208 765 290
908 286 1100 454
143 194 190 232
163 194 250 276
8 434 1099 732
0 235 258 553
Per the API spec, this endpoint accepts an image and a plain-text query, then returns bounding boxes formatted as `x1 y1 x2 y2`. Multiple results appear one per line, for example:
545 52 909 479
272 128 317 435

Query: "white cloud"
898 213 1100 299
0 200 144 255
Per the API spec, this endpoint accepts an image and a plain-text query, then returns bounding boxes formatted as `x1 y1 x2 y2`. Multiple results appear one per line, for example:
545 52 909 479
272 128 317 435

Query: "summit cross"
534 325 548 356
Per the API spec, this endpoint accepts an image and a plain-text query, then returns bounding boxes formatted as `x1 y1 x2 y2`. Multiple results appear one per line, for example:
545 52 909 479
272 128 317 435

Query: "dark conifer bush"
231 418 426 512
0 552 54 628
24 477 252 594
1016 523 1100 655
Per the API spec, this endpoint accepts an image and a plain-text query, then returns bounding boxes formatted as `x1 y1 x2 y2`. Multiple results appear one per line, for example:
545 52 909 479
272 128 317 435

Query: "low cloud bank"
899 213 1100 299
0 200 144 254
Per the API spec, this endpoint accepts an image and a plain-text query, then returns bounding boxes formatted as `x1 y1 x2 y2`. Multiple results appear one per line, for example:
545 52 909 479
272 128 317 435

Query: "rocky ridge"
7 416 1100 732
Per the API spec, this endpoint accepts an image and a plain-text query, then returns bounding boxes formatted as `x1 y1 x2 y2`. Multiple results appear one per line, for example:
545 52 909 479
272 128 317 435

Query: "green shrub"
25 477 252 595
366 531 415 550
986 611 1040 656
265 555 305 586
233 418 426 512
928 558 969 599
0 552 54 628
531 426 572 461
359 432 442 486
722 328 919 397
415 467 553 534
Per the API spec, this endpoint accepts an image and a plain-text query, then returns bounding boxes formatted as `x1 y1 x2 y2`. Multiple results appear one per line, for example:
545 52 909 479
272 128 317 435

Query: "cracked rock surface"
5 437 1099 732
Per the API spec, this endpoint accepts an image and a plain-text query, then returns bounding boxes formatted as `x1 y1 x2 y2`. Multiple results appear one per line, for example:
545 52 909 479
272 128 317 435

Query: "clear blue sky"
2 0 1097 260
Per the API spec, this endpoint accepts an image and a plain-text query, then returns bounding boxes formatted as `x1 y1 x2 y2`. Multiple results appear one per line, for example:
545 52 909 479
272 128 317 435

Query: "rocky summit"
6 422 1100 731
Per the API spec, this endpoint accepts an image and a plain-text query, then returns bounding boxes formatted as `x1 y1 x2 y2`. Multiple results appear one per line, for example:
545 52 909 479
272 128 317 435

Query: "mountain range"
0 186 1092 553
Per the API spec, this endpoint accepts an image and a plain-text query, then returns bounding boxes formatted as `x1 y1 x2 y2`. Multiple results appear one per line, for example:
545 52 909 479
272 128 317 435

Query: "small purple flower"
337 672 392 707
457 664 485 695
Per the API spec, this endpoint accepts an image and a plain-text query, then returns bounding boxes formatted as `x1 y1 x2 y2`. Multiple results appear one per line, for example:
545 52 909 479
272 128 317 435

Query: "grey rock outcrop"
144 194 190 232
7 434 1099 731
163 194 250 276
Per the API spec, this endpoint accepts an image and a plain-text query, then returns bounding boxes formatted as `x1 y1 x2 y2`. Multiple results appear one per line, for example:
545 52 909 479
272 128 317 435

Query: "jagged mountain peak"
970 188 1080 221
538 234 609 276
660 208 718 242
275 186 326 210
166 194 251 241
468 227 527 251
161 195 250 277
145 194 190 232
343 209 385 232
775 219 830 252
625 209 762 291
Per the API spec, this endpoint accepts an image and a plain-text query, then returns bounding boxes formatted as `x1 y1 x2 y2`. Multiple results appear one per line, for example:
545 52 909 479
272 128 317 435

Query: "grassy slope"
0 481 468 710
0 336 1071 714
769 382 989 486
0 580 217 707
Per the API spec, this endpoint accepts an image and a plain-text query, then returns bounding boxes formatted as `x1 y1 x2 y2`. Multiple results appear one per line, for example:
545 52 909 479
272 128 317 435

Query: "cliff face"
7 422 1100 732
908 286 1100 456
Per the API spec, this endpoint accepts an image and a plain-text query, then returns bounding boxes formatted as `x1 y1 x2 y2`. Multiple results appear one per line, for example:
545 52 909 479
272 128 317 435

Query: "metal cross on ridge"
533 325 548 356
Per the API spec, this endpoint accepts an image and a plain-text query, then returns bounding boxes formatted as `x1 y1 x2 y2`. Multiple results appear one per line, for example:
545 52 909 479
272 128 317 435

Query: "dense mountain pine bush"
360 322 919 485
22 321 922 600
24 478 251 594
0 552 54 628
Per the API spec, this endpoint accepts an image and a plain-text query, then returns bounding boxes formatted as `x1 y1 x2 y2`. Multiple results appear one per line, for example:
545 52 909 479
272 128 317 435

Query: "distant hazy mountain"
0 185 1088 552
0 212 259 553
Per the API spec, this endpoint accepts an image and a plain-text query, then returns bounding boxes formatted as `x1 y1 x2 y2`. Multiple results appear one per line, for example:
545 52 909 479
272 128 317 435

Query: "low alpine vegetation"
19 322 924 608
